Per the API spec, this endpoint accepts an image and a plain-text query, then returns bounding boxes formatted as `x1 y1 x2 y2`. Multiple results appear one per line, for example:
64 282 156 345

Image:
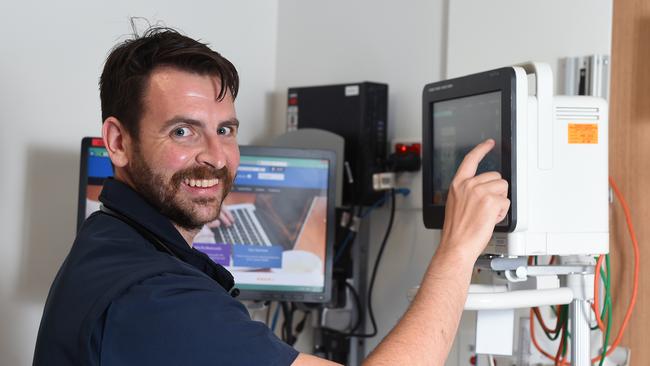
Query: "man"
34 28 509 366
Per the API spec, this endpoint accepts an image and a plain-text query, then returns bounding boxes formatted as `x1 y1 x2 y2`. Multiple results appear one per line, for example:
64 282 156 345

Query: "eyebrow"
221 118 240 130
160 116 240 133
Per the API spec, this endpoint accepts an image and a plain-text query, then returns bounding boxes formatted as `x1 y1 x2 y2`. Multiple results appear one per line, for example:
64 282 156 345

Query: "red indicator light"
411 143 421 155
394 142 421 156
288 97 298 106
91 138 104 147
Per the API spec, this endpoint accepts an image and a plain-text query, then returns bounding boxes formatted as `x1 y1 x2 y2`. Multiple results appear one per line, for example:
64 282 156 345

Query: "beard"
127 147 233 231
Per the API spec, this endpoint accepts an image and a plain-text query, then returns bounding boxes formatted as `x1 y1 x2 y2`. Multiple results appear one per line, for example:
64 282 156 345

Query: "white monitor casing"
485 63 609 256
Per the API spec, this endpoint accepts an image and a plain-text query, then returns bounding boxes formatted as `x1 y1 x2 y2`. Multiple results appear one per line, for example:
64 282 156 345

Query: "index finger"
453 139 496 180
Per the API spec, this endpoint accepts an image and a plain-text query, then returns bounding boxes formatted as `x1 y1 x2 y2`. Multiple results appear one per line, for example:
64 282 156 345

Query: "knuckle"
478 194 492 207
473 184 485 196
450 179 463 193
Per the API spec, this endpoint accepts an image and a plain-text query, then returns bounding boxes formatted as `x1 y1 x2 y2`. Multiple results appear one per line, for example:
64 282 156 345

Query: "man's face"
125 67 240 230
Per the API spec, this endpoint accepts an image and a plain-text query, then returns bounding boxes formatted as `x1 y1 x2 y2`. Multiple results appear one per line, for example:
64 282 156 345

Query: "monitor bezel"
222 145 336 303
422 67 517 232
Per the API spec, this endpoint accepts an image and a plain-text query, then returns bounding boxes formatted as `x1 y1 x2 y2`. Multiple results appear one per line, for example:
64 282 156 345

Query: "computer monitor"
77 137 114 232
78 139 335 302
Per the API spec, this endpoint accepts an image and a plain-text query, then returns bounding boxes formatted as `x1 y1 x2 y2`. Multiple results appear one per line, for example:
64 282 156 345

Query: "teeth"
184 178 219 188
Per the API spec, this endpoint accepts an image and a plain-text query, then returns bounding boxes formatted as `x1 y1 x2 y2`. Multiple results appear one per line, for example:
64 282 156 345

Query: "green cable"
591 261 611 330
561 305 569 358
543 309 564 341
599 254 612 366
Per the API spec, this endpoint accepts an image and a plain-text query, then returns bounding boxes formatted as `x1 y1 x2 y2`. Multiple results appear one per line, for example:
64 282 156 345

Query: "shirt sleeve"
98 272 299 366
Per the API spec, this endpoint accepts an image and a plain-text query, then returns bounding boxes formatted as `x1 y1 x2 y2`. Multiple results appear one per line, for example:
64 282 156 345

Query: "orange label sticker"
568 123 599 144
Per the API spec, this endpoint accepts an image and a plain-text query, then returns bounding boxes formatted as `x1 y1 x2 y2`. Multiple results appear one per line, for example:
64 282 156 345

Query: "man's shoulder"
100 272 299 366
110 271 240 315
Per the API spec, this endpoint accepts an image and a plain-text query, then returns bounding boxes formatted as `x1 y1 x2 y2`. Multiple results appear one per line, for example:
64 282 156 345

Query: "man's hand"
207 206 235 228
439 139 510 259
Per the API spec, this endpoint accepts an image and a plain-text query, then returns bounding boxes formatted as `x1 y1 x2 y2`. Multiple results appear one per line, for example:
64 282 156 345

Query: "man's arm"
293 140 509 366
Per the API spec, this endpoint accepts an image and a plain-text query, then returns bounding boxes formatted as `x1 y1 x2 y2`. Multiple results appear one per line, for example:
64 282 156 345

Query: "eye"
217 126 234 136
172 127 193 138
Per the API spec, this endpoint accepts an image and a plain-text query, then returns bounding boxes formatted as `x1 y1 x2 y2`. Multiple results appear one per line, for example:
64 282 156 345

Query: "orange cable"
529 308 569 366
592 255 606 332
590 177 640 363
529 308 558 359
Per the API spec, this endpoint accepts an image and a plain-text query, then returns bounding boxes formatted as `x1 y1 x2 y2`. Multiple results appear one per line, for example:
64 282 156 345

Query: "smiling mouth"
183 178 220 188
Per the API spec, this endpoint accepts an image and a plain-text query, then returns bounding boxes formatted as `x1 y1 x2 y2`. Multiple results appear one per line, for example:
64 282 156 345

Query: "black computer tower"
287 82 388 206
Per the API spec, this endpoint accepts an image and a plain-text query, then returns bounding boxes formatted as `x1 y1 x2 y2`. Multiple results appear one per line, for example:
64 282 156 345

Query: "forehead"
142 66 235 123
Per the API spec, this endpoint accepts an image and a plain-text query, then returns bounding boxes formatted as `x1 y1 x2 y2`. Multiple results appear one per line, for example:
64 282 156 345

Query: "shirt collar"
98 179 236 293
99 178 189 249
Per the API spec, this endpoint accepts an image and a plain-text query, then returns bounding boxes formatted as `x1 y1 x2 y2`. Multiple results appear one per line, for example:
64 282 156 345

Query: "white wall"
0 1 278 365
447 0 613 87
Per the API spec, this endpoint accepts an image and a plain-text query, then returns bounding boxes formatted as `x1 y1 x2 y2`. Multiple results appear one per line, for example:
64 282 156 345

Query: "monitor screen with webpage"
78 139 335 303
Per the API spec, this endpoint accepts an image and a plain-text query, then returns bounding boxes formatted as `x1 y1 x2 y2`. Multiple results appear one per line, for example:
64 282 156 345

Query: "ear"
102 117 131 168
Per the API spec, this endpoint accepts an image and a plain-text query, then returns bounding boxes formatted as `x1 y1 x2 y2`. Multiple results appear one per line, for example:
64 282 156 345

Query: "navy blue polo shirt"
34 179 298 366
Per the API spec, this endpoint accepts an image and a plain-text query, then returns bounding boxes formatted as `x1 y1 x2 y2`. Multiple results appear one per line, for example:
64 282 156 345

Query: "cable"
556 305 569 365
591 177 640 363
334 230 356 264
333 188 409 264
344 189 397 338
592 255 606 332
529 308 569 366
265 301 272 326
271 301 281 332
344 281 363 334
532 177 639 365
599 255 613 366
590 256 610 331
528 256 563 341
281 302 297 345
532 307 563 340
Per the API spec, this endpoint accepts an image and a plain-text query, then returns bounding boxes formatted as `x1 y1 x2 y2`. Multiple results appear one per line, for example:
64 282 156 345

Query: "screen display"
83 143 113 219
193 155 329 294
432 91 502 205
80 142 330 295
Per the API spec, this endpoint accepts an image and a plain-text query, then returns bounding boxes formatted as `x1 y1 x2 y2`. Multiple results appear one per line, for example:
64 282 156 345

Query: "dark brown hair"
99 27 239 139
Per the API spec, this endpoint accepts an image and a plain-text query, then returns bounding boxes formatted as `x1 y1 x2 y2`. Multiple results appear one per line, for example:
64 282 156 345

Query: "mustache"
171 165 231 185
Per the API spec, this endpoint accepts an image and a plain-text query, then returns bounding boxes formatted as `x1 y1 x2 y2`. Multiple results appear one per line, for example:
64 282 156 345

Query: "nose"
196 135 226 170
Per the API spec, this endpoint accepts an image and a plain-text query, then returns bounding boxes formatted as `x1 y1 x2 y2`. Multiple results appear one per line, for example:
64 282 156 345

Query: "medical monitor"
422 68 517 232
421 63 609 257
78 139 335 302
